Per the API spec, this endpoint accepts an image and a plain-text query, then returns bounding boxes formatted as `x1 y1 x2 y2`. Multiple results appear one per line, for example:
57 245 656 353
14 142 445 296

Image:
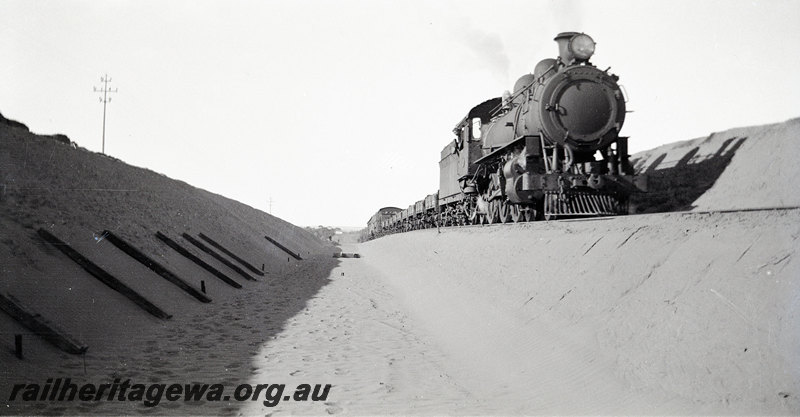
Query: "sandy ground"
242 248 478 416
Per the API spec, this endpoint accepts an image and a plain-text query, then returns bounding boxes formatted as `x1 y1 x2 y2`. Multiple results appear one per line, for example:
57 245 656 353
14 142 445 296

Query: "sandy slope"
356 211 799 414
630 117 800 212
690 118 800 210
0 118 335 414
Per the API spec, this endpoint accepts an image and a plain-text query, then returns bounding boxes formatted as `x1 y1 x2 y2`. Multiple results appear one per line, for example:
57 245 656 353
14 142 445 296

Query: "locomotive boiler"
368 32 645 238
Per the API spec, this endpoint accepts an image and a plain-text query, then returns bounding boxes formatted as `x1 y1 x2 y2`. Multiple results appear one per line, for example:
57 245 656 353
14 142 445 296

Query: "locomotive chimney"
554 32 596 66
554 31 580 65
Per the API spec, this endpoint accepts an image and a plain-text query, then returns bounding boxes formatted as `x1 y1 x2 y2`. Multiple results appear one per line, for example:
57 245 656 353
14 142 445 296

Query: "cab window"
471 118 482 140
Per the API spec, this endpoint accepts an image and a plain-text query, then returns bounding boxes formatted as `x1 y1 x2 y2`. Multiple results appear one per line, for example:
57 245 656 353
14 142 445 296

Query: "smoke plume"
461 26 510 86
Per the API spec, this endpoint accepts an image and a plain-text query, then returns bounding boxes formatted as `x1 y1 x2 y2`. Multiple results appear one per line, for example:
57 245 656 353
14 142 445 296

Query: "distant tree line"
304 226 341 242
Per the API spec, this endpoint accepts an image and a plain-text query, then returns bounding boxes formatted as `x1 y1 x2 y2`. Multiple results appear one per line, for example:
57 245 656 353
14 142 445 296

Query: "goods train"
367 32 645 240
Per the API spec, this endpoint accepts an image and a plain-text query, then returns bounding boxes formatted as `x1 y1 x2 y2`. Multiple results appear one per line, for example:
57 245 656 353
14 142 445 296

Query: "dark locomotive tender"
368 32 646 240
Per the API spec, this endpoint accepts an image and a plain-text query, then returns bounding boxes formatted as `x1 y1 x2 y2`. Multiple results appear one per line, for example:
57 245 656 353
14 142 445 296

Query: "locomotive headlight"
570 34 595 61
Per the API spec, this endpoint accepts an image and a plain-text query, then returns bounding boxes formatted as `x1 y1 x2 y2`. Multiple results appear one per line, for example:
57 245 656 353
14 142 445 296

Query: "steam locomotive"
368 32 645 239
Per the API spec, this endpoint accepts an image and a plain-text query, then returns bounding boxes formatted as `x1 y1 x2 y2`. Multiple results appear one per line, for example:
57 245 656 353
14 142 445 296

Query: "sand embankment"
0 117 335 415
630 117 800 212
357 210 799 414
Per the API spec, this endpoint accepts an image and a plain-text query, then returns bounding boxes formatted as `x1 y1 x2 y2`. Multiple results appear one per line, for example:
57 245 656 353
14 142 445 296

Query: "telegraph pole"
93 74 117 154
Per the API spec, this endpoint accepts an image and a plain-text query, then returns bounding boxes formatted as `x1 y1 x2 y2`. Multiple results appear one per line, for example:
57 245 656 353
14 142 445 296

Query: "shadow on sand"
630 136 747 213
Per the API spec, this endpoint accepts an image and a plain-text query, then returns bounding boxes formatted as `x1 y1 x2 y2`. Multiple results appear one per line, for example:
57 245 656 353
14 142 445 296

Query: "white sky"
2 0 799 227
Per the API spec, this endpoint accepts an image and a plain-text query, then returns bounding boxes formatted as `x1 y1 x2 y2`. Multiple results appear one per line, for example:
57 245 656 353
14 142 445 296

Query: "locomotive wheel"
464 198 479 225
510 204 522 222
487 200 499 224
468 209 478 225
499 200 511 223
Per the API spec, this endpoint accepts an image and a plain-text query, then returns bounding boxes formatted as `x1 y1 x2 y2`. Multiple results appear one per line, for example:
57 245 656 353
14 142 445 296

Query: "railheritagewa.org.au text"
8 378 331 407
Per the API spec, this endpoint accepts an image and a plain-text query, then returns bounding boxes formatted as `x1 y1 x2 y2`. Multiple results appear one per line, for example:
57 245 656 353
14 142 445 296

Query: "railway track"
368 206 800 239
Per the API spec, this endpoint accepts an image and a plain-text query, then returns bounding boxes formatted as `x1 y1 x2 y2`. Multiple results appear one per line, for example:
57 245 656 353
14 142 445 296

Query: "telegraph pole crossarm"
93 74 118 154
